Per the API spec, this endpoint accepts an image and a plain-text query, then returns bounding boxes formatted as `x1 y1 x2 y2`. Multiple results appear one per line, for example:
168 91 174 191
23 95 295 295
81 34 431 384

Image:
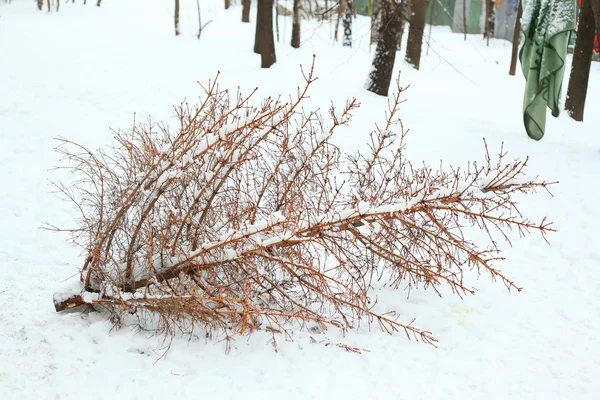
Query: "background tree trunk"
254 0 265 53
257 0 276 68
175 0 181 36
591 0 600 31
97 0 101 6
342 0 353 47
484 0 495 43
37 0 43 10
291 0 301 48
371 0 381 44
565 0 597 121
463 0 467 40
242 0 251 22
405 0 428 69
225 0 231 9
366 0 404 96
509 0 522 76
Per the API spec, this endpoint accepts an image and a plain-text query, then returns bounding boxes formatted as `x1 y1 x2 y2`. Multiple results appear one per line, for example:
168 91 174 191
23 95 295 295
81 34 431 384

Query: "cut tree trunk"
242 0 251 22
509 0 522 76
292 0 301 48
53 294 87 312
405 0 428 69
565 0 596 121
366 0 404 96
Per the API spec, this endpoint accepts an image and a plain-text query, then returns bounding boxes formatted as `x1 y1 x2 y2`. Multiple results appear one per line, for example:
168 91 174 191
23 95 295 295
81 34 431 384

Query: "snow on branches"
50 58 555 348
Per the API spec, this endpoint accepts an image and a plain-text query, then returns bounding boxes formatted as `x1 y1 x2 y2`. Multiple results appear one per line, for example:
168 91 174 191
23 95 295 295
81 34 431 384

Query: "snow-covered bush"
51 59 554 348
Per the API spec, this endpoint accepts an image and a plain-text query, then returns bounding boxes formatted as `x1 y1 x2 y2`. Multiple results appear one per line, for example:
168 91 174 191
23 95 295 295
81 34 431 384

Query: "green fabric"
519 0 576 140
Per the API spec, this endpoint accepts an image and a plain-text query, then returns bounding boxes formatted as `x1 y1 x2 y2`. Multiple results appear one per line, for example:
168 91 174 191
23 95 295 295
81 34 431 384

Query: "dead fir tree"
242 0 251 22
292 0 301 48
50 59 555 350
175 0 181 36
255 0 276 67
405 0 428 69
509 0 523 76
366 0 405 96
565 0 599 121
342 0 353 47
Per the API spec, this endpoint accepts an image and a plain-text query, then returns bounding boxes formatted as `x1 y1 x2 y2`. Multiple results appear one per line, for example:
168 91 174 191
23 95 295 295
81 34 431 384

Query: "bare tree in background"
97 0 101 6
175 0 181 36
509 0 522 76
592 0 600 29
565 0 598 121
484 0 495 44
242 0 251 22
342 0 353 47
292 0 301 48
366 0 405 96
225 0 231 9
37 0 43 10
405 0 428 70
371 0 382 44
255 0 276 67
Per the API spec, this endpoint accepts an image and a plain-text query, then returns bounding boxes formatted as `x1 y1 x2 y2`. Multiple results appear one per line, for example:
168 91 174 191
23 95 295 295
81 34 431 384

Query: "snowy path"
1 1 599 399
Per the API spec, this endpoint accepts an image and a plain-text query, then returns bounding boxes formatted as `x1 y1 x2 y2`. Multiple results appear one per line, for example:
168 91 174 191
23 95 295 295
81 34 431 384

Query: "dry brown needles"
49 58 555 349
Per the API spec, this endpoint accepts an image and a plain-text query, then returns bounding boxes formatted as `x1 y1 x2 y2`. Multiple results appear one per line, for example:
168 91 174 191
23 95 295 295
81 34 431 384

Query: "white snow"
1 0 599 399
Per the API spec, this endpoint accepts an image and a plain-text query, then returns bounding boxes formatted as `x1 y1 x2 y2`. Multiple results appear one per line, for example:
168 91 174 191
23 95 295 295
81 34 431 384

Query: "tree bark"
97 0 101 6
565 0 596 121
591 0 600 33
484 0 495 42
371 0 381 44
366 0 405 96
37 0 43 10
254 0 264 53
342 0 353 47
256 0 276 68
175 0 181 36
242 0 251 22
509 0 522 76
292 0 301 48
225 0 231 9
54 294 87 312
405 0 428 69
463 0 467 40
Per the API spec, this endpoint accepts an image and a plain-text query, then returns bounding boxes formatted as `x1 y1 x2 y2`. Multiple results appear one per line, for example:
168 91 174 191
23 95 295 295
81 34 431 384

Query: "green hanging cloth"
519 0 576 140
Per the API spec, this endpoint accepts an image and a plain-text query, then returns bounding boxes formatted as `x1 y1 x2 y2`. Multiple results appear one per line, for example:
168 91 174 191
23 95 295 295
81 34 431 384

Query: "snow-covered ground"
1 1 599 398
